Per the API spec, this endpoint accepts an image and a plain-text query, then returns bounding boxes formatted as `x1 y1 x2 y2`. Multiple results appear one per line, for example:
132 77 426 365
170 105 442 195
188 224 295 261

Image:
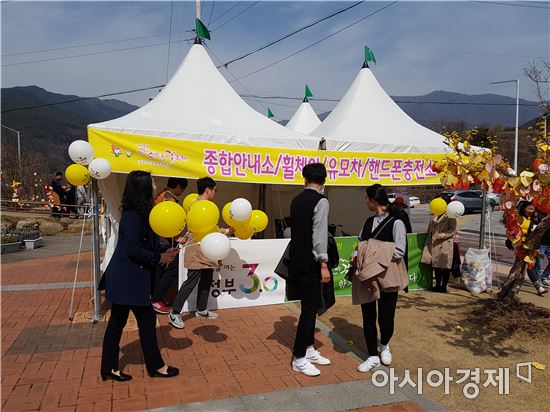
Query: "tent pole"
195 0 201 19
91 179 103 322
257 184 267 239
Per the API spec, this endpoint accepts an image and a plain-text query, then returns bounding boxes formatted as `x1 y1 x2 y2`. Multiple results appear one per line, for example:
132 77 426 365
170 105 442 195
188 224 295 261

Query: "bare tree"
1 134 49 202
523 59 550 112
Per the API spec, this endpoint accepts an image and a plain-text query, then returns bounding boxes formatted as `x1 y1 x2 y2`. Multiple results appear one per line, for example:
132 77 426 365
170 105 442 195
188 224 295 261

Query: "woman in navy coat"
100 171 179 382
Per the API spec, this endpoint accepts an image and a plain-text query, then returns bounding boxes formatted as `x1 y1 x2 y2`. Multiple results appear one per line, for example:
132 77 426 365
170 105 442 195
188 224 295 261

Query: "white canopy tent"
308 62 448 232
88 42 324 268
90 42 319 151
310 63 447 155
89 41 320 231
285 98 322 135
89 48 448 264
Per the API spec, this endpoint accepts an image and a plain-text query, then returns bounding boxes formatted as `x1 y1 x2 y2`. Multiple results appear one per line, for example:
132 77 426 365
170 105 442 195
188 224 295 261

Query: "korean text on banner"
178 239 288 312
407 233 432 290
88 129 442 186
333 234 431 296
333 236 358 296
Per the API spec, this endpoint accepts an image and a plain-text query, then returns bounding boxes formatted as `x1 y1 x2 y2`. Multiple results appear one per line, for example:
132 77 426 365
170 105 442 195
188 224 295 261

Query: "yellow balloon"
65 164 90 186
430 198 447 216
234 224 254 240
187 200 220 233
222 202 233 226
149 201 187 238
249 210 268 233
182 193 199 212
231 217 250 230
192 225 220 242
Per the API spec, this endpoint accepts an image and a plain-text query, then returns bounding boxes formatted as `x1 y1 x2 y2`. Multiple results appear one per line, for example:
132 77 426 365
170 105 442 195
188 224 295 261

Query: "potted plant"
1 234 22 254
20 230 43 250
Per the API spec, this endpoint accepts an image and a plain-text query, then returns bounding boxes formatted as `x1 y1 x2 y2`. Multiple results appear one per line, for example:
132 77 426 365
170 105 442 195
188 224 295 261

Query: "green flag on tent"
267 108 274 118
364 46 376 64
305 84 313 98
195 18 211 40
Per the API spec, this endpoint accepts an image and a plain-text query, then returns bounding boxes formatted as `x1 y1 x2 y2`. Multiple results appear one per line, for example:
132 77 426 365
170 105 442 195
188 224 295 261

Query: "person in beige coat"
353 239 409 305
421 207 457 293
167 177 231 329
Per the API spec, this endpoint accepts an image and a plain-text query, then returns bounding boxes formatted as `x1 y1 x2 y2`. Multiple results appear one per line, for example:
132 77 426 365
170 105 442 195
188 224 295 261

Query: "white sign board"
178 239 289 312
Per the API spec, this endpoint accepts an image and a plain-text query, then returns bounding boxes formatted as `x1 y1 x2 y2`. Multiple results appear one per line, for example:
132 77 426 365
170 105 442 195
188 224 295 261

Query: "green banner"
333 236 358 296
406 233 432 290
333 234 431 296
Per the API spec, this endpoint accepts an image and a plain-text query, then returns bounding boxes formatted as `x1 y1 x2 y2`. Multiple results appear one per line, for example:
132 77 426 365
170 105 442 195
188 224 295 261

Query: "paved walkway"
1 236 92 265
457 211 506 238
1 236 440 411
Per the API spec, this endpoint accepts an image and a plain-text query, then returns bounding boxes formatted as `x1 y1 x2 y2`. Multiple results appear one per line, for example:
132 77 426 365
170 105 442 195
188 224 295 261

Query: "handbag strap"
370 215 395 241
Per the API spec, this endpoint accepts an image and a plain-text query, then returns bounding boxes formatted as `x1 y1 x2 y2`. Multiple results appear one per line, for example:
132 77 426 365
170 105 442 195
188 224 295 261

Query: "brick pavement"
1 249 428 412
1 252 93 286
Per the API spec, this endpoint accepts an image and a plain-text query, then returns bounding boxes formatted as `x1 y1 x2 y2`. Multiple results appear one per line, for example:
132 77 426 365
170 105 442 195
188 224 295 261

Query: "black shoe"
101 371 132 382
149 366 179 378
429 286 441 292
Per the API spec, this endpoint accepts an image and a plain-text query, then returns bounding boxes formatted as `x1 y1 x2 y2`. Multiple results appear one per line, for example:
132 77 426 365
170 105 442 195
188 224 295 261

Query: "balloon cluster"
429 198 465 219
222 198 268 240
149 194 269 262
65 140 112 186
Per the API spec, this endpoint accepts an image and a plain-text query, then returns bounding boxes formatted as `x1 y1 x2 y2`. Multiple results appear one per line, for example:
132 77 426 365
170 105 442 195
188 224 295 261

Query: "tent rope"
68 186 92 320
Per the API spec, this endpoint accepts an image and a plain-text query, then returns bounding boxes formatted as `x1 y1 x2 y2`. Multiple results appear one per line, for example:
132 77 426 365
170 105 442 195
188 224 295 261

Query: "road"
408 205 515 266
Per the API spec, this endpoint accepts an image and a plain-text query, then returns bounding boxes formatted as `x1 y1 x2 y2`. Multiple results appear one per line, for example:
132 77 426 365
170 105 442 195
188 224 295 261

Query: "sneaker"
357 356 381 373
306 349 331 365
535 283 549 296
168 312 184 329
380 346 392 366
292 359 321 377
542 279 550 288
152 300 171 315
195 310 219 319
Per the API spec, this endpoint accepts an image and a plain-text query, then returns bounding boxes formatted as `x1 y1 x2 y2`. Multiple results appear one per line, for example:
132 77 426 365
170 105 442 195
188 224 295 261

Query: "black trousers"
101 303 165 374
292 272 322 358
172 269 214 313
361 291 399 357
151 260 179 302
434 268 451 291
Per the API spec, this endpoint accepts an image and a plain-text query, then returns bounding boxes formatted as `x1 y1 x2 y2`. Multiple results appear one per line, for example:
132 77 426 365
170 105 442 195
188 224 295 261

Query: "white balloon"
283 227 292 239
88 158 112 180
200 232 231 261
230 198 252 222
68 140 94 165
446 201 465 218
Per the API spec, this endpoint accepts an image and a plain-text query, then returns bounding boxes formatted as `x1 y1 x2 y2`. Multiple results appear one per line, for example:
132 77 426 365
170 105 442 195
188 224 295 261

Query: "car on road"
409 196 421 208
440 190 497 213
388 193 420 208
485 192 501 205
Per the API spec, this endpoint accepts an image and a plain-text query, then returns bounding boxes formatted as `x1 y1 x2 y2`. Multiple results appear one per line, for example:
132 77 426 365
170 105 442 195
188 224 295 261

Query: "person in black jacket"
99 171 180 382
288 163 332 377
352 184 408 373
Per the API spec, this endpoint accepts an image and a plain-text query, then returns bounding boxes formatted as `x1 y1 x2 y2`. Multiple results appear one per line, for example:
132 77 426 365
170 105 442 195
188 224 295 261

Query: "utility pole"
1 125 22 181
490 80 520 171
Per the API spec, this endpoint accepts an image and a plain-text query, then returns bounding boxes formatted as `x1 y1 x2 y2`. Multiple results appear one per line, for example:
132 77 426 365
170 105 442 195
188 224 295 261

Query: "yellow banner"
88 129 443 186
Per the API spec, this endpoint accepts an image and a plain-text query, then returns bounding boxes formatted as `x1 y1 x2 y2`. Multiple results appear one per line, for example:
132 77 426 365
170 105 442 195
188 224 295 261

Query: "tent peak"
303 96 309 103
194 37 202 45
362 61 370 69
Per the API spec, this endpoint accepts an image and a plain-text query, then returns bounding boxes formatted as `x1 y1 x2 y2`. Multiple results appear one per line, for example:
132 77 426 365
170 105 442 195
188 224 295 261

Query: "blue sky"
1 1 549 119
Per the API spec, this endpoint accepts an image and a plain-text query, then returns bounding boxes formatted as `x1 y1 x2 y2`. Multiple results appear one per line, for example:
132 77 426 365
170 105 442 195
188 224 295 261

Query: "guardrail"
0 199 93 218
